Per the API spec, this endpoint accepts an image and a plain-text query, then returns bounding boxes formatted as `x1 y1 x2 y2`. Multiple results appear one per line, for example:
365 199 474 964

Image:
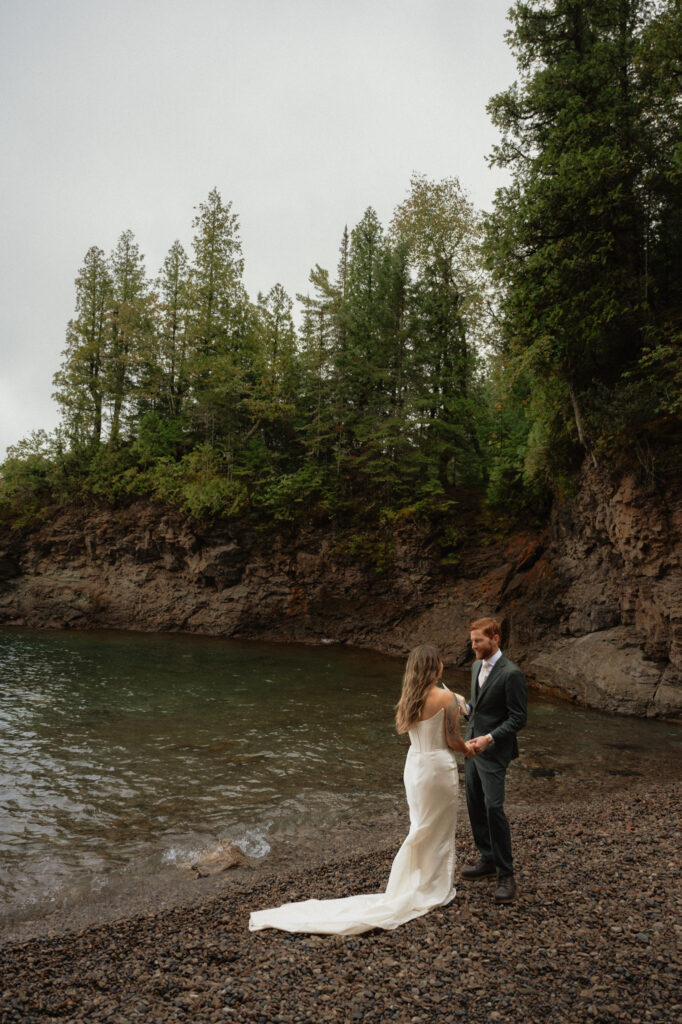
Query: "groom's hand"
463 740 478 758
470 735 492 754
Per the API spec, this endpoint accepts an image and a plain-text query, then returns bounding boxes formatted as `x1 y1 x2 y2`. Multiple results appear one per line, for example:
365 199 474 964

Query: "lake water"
1 626 680 931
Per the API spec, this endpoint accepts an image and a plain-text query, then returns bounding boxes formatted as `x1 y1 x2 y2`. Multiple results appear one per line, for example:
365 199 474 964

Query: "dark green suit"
465 653 527 877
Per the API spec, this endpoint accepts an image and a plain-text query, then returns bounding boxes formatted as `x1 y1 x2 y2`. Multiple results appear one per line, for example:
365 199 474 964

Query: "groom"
460 617 527 904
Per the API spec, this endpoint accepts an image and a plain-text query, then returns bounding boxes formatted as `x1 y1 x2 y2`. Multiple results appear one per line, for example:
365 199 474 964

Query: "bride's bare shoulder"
420 686 452 719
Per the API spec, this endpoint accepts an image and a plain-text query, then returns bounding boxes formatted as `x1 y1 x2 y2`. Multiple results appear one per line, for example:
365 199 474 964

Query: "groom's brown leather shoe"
494 874 517 903
461 858 496 880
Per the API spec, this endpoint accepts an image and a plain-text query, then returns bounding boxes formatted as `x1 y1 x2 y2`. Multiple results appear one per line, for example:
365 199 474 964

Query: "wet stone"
1 779 680 1024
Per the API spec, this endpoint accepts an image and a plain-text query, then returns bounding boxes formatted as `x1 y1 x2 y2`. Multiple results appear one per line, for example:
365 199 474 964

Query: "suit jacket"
466 654 527 768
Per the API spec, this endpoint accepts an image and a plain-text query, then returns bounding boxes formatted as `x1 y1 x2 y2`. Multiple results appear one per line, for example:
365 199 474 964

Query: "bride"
249 644 471 935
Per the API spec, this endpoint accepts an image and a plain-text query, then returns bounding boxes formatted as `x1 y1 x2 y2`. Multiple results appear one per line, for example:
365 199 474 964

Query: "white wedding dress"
248 709 459 935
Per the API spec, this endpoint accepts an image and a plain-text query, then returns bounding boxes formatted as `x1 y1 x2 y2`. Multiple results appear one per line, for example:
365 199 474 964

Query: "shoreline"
0 812 407 949
1 778 680 1023
4 755 678 950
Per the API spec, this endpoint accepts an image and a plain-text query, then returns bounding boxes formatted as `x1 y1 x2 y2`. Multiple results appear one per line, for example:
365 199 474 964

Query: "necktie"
479 662 491 688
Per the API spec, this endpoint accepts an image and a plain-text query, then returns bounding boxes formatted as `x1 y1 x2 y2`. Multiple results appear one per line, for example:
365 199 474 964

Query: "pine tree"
53 246 113 446
240 283 301 475
298 266 340 464
185 188 254 445
154 240 191 418
106 230 149 442
391 174 485 493
254 283 298 404
188 188 244 357
339 208 404 496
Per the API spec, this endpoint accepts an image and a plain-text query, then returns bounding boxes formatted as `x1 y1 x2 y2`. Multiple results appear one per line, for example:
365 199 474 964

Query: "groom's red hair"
469 617 501 639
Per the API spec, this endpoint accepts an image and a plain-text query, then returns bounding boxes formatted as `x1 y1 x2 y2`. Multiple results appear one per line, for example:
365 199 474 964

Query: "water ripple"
1 626 680 925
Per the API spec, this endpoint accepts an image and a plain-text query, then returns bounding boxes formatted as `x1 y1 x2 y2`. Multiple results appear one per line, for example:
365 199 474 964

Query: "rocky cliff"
0 464 680 718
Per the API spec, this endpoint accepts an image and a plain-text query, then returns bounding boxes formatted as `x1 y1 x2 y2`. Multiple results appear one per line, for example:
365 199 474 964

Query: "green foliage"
107 229 150 442
484 0 682 485
332 532 395 574
380 482 459 525
83 445 148 501
150 445 248 521
130 412 188 466
0 432 59 527
251 462 334 522
633 339 682 421
14 99 680 541
589 331 682 479
152 239 191 418
52 246 112 445
294 180 490 511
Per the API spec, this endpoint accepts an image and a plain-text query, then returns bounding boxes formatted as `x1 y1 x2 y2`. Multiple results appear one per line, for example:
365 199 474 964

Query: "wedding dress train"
248 709 459 935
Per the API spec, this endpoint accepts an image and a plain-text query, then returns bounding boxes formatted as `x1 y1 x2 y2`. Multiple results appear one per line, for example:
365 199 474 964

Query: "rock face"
519 468 682 719
0 464 680 718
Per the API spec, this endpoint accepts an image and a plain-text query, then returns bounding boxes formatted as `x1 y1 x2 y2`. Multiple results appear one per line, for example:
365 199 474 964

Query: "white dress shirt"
479 647 503 687
475 649 503 745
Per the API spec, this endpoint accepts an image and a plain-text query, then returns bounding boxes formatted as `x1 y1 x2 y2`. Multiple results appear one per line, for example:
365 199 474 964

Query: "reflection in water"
0 627 680 926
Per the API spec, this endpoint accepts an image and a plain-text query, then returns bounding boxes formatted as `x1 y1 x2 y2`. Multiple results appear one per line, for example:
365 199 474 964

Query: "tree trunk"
568 382 597 468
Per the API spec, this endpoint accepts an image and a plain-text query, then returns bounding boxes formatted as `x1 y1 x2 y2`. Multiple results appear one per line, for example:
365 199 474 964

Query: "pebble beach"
1 778 680 1024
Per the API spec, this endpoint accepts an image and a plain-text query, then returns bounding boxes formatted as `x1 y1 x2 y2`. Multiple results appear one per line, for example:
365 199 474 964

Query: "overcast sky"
0 0 516 460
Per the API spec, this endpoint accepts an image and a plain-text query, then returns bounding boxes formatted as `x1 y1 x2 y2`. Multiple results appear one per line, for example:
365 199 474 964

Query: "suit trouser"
465 756 513 877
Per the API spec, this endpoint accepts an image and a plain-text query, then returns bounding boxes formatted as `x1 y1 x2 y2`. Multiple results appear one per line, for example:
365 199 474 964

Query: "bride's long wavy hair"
395 644 442 733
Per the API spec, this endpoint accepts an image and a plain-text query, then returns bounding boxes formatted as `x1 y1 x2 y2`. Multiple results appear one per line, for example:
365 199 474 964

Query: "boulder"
188 841 246 877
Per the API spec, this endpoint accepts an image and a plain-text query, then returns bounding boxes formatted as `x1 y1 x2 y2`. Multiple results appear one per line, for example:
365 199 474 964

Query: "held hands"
466 735 493 756
446 697 492 759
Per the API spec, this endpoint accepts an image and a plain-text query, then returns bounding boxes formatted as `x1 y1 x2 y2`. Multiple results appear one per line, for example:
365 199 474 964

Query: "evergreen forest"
2 0 680 541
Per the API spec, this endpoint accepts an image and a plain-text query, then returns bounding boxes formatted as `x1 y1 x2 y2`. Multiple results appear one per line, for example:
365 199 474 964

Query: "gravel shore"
1 780 680 1024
